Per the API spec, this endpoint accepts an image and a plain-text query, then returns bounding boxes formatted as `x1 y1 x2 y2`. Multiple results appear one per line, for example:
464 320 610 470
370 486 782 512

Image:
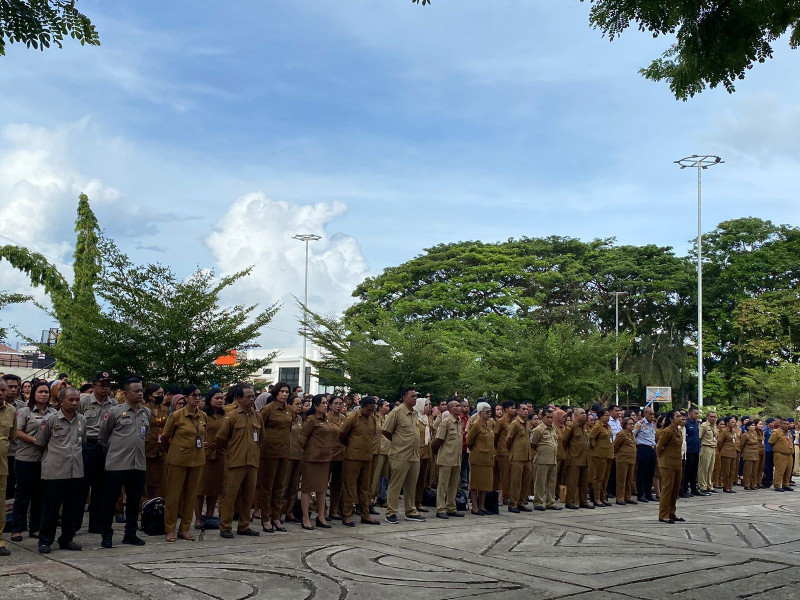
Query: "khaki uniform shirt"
259 401 292 459
35 410 86 479
15 405 57 462
562 423 589 467
329 412 346 461
216 406 263 468
100 402 151 471
299 414 335 463
699 422 717 447
289 415 303 461
144 401 169 458
79 393 115 440
466 419 495 466
741 430 760 461
657 423 683 469
613 430 637 464
377 414 391 455
507 417 533 462
494 415 513 458
435 415 463 467
770 429 793 455
163 407 207 467
589 422 614 459
204 412 227 461
340 411 378 461
530 423 558 465
8 398 25 457
717 428 740 458
0 401 18 475
383 404 420 462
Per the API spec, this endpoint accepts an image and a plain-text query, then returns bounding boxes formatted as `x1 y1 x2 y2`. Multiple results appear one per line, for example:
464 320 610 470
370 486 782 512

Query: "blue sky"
1 0 798 348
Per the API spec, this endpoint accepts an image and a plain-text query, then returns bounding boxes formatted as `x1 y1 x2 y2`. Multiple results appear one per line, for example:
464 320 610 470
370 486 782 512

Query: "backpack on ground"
141 497 166 536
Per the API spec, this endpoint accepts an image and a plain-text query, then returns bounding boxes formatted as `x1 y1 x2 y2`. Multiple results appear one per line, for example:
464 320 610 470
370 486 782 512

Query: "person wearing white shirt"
607 406 622 498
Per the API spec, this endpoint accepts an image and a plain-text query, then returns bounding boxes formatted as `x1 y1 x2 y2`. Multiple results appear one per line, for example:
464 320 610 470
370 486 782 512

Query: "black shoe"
220 530 234 539
122 535 145 546
417 507 429 513
672 516 686 522
593 502 605 508
446 512 465 517
709 489 718 494
691 489 701 496
301 523 315 531
0 547 10 556
565 504 579 510
385 514 398 524
315 518 332 529
405 514 427 522
369 505 380 515
508 507 520 513
342 520 356 527
237 528 261 536
616 501 626 506
638 497 649 503
546 505 563 510
659 518 675 524
58 541 82 551
699 491 711 496
534 506 546 511
579 504 595 509
101 536 113 548
627 500 638 504
38 544 51 554
361 519 380 525
679 493 692 499
645 496 656 502
784 487 795 492
518 506 532 512
436 512 449 519
775 487 786 492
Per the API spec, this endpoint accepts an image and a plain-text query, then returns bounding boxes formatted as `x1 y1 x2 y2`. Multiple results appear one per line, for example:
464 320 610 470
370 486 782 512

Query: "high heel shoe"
315 517 332 529
301 523 315 531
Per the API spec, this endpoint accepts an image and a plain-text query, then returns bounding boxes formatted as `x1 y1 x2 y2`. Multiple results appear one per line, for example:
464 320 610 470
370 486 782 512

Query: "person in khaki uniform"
216 384 263 538
258 381 292 532
717 417 740 493
770 418 793 491
383 388 426 523
433 400 463 519
282 396 304 522
143 383 169 501
327 396 346 520
299 395 336 530
414 397 433 512
562 408 591 509
698 412 718 494
505 404 533 513
493 401 516 504
339 396 380 526
195 388 227 527
613 418 637 504
161 385 207 542
466 402 495 515
35 387 86 553
657 411 685 523
755 419 766 487
530 408 560 510
0 378 17 556
371 400 391 504
589 408 614 507
740 422 761 490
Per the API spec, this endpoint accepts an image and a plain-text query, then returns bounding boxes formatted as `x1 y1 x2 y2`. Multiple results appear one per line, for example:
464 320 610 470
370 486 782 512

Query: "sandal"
10 533 23 542
165 533 176 542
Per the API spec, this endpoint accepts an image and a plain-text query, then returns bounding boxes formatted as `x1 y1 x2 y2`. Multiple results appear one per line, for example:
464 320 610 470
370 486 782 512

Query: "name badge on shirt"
196 436 202 449
158 434 162 443
609 434 613 444
77 435 82 444
253 431 258 442
141 426 147 436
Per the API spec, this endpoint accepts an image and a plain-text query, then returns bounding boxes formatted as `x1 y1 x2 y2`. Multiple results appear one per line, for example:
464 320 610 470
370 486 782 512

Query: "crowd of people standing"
1 370 799 557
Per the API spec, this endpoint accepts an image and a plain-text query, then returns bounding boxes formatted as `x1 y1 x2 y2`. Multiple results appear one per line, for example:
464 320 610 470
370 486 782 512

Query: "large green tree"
0 291 30 341
0 0 99 56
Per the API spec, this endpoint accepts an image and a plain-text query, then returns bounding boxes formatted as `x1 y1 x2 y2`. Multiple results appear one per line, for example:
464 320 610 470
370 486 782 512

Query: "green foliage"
0 291 30 341
740 364 800 416
0 0 100 56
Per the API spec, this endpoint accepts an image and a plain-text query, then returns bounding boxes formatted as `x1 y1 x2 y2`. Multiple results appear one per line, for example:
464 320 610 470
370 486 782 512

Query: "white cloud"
206 192 371 346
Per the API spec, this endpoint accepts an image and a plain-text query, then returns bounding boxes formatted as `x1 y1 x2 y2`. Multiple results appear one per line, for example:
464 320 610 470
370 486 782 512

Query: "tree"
0 0 99 56
412 0 800 100
0 291 30 341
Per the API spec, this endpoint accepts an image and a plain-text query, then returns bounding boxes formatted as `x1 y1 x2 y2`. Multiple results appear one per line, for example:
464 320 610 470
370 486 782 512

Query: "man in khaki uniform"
506 404 532 512
144 387 169 501
531 408 561 510
216 384 263 537
698 412 718 494
382 388 425 523
494 400 516 504
35 387 86 553
770 418 793 491
339 396 380 526
433 399 463 518
563 408 591 509
657 411 685 523
371 400 391 504
0 378 16 556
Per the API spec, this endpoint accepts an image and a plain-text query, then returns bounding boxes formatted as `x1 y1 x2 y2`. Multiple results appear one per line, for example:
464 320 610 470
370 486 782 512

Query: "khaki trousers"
258 457 288 521
533 463 557 507
164 464 203 533
283 459 302 519
0 475 6 548
371 454 389 498
566 465 588 506
509 460 532 508
658 466 681 520
712 449 722 487
742 459 759 488
386 459 420 518
329 460 343 517
698 446 716 491
721 456 738 491
496 456 510 494
774 453 792 489
342 459 372 520
436 464 461 514
221 466 257 532
615 461 635 502
592 457 612 503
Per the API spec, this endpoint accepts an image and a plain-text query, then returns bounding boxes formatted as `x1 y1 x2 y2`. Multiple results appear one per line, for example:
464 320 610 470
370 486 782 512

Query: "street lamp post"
674 155 724 410
612 291 627 404
293 233 321 393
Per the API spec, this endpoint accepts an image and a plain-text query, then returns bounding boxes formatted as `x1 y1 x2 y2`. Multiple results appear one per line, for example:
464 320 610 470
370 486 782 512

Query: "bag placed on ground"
141 497 166 536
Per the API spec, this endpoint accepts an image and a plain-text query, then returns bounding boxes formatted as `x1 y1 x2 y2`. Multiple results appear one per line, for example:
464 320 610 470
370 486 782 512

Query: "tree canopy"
0 0 99 56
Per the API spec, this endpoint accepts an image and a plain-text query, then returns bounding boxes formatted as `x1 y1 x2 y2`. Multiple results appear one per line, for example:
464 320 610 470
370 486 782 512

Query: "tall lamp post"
611 291 627 404
674 155 724 410
293 233 321 392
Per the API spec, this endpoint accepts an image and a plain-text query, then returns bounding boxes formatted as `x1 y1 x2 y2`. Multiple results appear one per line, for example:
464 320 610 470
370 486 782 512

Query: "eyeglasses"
189 393 203 398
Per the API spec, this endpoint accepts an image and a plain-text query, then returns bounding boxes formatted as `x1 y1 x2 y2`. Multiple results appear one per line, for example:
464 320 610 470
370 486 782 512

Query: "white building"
245 345 336 395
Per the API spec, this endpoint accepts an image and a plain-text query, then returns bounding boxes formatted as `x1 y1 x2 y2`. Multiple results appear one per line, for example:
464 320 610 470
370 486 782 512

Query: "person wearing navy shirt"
682 406 703 496
763 417 775 488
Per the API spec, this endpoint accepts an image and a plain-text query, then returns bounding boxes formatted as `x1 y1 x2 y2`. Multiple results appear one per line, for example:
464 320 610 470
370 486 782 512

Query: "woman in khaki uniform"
283 396 304 522
466 402 495 515
327 396 346 520
258 381 292 533
162 385 207 541
195 388 226 527
755 419 765 487
740 422 761 490
589 409 614 507
371 400 391 505
717 416 740 493
143 383 169 502
414 397 433 512
299 395 336 530
612 417 637 505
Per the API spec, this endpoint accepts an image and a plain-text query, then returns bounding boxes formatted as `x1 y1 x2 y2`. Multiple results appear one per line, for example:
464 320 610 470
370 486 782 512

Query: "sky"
1 0 798 350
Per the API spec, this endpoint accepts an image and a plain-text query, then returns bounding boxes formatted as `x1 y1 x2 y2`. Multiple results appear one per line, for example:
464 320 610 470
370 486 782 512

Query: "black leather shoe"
122 535 145 546
361 519 380 525
220 530 234 538
579 504 595 509
508 507 520 513
236 528 260 536
679 493 692 499
342 521 356 527
447 512 465 517
518 506 532 512
672 516 686 522
369 505 380 515
534 506 546 511
783 487 795 492
59 541 82 551
101 536 113 548
315 518 332 529
546 505 563 510
38 544 51 554
659 518 675 524
616 501 626 506
436 512 450 519
637 497 649 503
565 504 579 509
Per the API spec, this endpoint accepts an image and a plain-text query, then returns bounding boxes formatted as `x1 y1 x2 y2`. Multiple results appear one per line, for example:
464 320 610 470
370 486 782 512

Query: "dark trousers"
606 459 617 497
101 469 145 538
763 452 774 487
12 460 43 534
636 445 656 499
77 441 107 532
460 451 470 489
5 456 15 500
39 478 83 546
682 452 700 493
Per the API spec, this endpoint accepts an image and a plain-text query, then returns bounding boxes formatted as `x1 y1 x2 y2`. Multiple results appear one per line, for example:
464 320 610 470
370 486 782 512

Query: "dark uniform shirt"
99 402 151 471
35 410 86 479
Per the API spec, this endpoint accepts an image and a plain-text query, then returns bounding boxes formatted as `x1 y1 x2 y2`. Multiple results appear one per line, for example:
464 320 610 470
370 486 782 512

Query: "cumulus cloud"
206 192 371 346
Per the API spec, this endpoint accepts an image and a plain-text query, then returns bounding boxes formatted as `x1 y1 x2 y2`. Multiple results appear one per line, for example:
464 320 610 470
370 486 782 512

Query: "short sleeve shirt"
0 402 18 476
435 415 463 467
163 407 207 467
100 402 151 471
35 410 86 479
216 407 262 468
259 402 292 459
15 405 57 462
382 404 420 462
340 411 377 461
79 393 114 440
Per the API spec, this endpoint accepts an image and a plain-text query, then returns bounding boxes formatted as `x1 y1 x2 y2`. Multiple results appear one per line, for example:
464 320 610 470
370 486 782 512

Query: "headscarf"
171 394 185 413
414 398 431 445
553 408 566 427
